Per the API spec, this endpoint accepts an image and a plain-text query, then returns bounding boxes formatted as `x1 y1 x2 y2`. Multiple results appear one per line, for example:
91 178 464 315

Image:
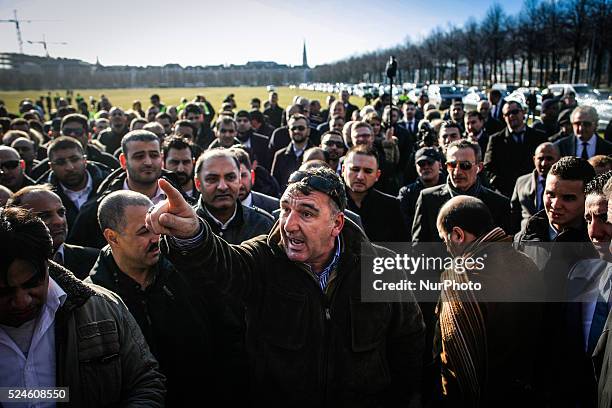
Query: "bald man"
0 146 35 192
511 142 561 232
435 195 542 406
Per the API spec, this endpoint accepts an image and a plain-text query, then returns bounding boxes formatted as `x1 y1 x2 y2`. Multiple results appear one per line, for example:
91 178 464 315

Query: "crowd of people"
0 87 611 407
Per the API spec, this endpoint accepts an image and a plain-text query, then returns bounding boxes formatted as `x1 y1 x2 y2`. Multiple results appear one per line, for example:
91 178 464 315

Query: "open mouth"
287 237 305 251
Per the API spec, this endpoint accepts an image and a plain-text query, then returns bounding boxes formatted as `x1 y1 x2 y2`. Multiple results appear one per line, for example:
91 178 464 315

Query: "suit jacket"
344 102 358 121
239 130 272 171
250 191 280 215
412 183 511 242
484 126 548 198
510 170 542 234
62 243 100 280
593 310 612 408
484 117 505 135
271 142 312 193
554 134 612 158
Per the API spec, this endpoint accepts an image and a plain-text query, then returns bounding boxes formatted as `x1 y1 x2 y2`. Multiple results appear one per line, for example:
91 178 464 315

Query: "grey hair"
98 190 153 233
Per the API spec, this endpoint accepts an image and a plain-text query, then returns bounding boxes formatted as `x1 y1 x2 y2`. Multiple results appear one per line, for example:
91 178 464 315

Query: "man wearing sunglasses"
554 105 612 159
484 100 548 198
146 166 425 406
272 114 313 192
413 139 510 242
320 130 346 173
0 146 35 193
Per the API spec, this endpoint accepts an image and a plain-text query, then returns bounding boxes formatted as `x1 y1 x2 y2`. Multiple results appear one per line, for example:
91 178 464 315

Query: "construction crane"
0 9 59 53
27 35 67 57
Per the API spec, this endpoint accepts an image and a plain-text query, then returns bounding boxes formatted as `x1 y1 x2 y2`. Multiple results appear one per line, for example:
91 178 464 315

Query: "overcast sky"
0 0 522 67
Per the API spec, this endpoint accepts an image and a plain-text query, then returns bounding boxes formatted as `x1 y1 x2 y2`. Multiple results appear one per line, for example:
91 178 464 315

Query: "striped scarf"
439 227 508 405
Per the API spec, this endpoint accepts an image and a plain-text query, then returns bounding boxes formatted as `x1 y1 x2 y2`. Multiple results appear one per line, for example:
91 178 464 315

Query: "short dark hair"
174 119 197 134
162 136 194 158
121 130 160 155
288 113 310 127
250 97 261 105
345 144 380 167
229 146 252 170
0 207 52 285
286 166 347 213
466 110 484 121
6 184 55 208
183 103 202 115
438 196 494 238
61 113 89 131
155 112 172 122
446 139 482 163
549 156 596 186
9 118 28 129
235 110 251 120
489 89 502 99
194 148 240 176
250 110 265 124
47 136 84 160
98 190 153 233
584 171 612 196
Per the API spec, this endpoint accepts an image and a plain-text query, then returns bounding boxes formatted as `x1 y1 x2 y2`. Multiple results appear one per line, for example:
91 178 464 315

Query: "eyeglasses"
446 160 476 171
287 171 345 210
572 121 593 127
0 160 20 170
51 155 85 166
503 109 521 117
62 127 85 137
290 125 306 132
324 141 345 148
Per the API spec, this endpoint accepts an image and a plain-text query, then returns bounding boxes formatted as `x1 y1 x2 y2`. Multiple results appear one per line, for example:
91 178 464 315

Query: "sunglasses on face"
291 125 307 132
417 159 435 167
504 109 521 117
0 160 20 170
324 141 344 148
62 127 85 137
446 160 476 171
572 121 593 127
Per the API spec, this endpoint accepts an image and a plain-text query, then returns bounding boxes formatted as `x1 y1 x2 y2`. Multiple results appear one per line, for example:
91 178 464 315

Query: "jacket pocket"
350 298 390 351
262 286 308 350
77 319 122 405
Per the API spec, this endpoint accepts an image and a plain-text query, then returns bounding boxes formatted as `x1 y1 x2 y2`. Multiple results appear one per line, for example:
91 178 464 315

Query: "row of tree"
311 0 611 87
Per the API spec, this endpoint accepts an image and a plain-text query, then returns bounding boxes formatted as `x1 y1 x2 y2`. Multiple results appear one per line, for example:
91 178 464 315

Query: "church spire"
302 40 308 68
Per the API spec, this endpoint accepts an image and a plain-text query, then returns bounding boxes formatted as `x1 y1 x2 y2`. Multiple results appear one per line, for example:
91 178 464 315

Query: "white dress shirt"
576 134 597 159
122 180 166 204
0 278 67 408
241 192 253 208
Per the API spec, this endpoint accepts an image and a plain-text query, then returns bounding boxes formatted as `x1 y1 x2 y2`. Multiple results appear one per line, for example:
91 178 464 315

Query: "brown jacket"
50 261 166 407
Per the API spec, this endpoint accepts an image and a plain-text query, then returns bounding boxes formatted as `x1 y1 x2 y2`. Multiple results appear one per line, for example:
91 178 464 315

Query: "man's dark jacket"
398 175 445 240
67 168 192 248
97 126 128 156
263 104 284 129
41 161 111 229
510 170 540 234
163 218 425 407
412 182 511 242
48 261 165 407
88 247 236 406
195 199 274 244
346 187 409 242
250 190 280 214
484 126 548 197
253 165 281 198
269 127 321 156
62 243 100 280
238 129 272 171
271 142 313 193
554 134 612 158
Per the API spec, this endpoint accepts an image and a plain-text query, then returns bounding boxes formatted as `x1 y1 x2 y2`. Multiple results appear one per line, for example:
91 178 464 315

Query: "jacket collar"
195 199 243 230
48 260 96 311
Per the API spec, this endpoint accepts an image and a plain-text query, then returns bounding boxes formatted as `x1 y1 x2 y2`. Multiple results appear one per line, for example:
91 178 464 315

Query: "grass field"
0 87 366 117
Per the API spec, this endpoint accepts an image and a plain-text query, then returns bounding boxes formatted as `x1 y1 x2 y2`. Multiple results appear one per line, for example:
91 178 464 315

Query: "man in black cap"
549 108 574 142
398 147 445 239
533 99 561 139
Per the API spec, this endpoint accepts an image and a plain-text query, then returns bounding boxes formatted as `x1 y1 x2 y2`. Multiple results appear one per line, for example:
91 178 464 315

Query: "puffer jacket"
50 261 165 407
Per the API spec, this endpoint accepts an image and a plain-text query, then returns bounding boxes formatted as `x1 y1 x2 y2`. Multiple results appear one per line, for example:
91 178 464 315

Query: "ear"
375 168 381 181
195 177 202 192
331 211 345 238
103 228 118 246
476 163 483 174
119 153 127 169
19 159 25 171
252 159 258 169
451 226 465 243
